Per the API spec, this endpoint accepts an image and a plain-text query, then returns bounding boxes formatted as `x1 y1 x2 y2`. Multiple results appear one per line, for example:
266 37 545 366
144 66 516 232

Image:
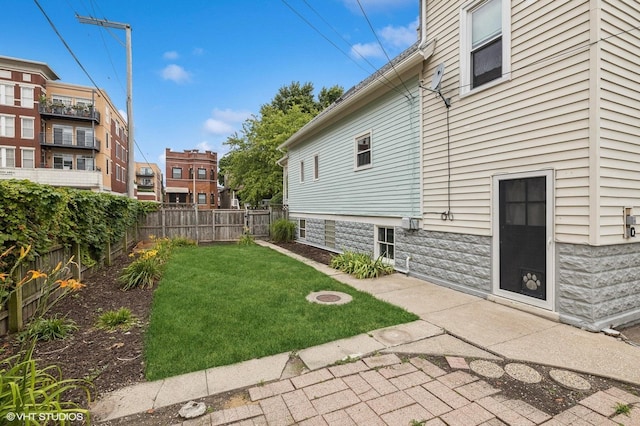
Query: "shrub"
169 237 197 248
330 251 393 279
19 315 78 342
96 307 136 331
237 227 256 246
119 255 162 290
270 219 296 243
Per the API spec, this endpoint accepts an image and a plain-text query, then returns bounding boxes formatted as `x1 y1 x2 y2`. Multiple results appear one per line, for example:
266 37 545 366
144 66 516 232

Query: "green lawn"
144 244 418 380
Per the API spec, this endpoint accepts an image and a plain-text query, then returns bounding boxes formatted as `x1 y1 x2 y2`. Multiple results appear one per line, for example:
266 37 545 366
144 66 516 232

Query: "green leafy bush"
330 251 394 279
96 307 136 331
19 315 78 342
270 219 296 243
0 180 146 267
237 227 256 246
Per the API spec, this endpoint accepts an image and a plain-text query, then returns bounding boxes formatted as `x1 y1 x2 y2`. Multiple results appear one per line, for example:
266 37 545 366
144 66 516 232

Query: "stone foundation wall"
335 221 374 254
395 229 492 295
557 242 640 330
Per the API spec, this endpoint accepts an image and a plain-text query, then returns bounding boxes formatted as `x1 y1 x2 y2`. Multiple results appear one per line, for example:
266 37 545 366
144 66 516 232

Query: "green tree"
222 82 343 206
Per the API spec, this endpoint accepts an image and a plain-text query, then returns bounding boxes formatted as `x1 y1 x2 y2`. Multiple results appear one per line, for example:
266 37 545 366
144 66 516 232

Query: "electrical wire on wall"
419 76 454 222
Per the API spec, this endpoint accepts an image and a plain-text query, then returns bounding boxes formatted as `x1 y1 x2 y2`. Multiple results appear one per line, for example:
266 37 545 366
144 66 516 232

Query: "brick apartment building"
0 55 129 194
165 148 218 209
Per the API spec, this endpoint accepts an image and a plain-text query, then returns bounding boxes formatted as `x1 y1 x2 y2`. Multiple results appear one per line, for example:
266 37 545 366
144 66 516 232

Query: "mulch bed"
2 240 639 421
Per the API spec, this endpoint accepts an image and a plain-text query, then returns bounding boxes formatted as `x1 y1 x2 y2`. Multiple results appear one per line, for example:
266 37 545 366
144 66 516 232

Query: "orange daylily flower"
0 273 8 282
28 270 48 280
56 278 85 290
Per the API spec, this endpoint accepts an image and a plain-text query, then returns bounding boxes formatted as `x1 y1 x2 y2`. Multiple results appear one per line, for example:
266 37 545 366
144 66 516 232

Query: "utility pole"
76 15 135 198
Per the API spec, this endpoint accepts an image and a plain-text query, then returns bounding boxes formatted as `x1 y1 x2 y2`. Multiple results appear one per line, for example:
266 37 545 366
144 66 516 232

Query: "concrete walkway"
92 241 640 425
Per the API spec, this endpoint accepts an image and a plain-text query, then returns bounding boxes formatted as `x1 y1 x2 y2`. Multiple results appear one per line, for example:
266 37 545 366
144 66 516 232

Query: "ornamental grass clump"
19 315 78 342
96 307 137 331
330 251 394 279
120 236 194 290
119 250 162 290
270 219 296 243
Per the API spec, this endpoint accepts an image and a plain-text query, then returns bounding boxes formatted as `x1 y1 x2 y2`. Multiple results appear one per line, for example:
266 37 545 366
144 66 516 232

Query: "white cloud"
380 17 419 47
350 17 418 60
161 64 191 84
196 141 212 151
163 50 179 60
203 108 251 136
192 47 204 56
158 152 166 166
119 109 127 122
351 42 385 60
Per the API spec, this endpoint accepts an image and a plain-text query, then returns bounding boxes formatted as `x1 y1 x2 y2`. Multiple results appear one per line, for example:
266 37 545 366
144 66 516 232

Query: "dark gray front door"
499 176 547 300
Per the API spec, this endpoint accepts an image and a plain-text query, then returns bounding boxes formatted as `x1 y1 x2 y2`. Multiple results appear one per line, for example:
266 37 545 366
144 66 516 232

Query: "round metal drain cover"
316 294 341 303
306 291 353 305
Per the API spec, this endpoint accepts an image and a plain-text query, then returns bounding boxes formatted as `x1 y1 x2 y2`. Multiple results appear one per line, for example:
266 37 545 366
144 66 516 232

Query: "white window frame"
313 154 319 180
0 115 15 138
0 146 16 168
53 153 73 170
0 83 14 106
299 160 305 183
21 148 35 168
197 193 207 204
20 86 34 109
298 219 306 239
354 131 372 170
375 225 395 265
459 0 511 96
20 117 35 139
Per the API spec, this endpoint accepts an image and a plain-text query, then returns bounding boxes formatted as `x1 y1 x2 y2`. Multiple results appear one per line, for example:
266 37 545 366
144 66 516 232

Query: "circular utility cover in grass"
306 291 353 305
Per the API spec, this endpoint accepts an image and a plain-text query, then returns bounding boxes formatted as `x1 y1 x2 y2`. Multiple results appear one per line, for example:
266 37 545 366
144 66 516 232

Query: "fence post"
8 285 23 332
72 242 82 281
105 240 112 266
161 207 166 239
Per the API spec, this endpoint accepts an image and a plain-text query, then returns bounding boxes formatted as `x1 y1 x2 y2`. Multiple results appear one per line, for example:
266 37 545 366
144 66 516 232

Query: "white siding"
598 0 640 244
422 0 592 241
287 79 421 217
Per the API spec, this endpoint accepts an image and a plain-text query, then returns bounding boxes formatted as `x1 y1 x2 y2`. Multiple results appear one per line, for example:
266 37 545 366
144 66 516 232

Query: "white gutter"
278 40 435 151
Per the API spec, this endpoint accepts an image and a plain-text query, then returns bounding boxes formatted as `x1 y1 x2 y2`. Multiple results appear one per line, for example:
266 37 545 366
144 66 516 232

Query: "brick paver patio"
172 354 640 426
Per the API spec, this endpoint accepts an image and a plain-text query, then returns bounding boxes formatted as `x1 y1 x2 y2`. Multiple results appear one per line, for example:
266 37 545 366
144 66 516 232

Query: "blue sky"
4 0 418 168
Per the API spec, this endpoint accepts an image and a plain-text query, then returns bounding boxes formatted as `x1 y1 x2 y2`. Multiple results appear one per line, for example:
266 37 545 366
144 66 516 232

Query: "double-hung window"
20 87 34 108
0 84 14 106
172 167 182 179
0 115 15 137
21 149 34 168
376 226 395 263
0 147 15 168
461 0 510 94
21 117 34 139
355 132 372 169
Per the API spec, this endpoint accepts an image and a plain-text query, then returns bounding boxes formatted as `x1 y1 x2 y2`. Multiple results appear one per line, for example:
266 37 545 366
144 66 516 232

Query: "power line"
355 0 414 100
33 0 102 90
300 0 400 89
33 0 157 186
280 0 413 100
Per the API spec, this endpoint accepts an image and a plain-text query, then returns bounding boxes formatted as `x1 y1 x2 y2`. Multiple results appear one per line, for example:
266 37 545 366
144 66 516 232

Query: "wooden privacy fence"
0 226 137 336
138 207 287 243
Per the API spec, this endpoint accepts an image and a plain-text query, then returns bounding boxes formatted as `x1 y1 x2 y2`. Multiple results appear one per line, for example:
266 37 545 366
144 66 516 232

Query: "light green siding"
287 78 421 218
